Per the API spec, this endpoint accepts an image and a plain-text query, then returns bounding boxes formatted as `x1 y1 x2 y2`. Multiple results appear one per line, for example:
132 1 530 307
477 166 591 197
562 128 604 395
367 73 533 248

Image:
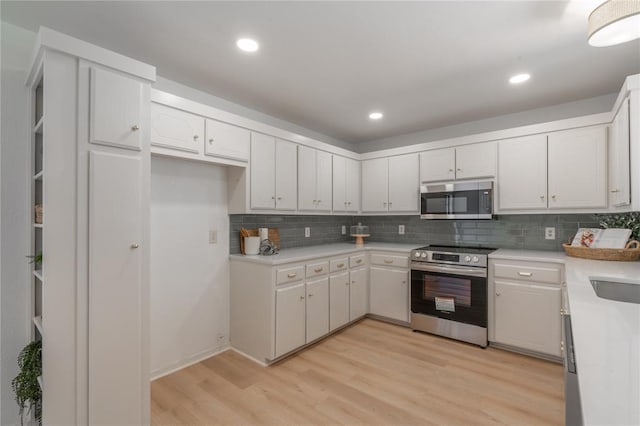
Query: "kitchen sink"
590 277 640 304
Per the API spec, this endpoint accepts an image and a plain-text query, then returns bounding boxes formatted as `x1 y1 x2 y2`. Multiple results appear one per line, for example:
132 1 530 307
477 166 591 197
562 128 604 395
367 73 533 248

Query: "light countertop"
229 242 419 265
491 248 640 425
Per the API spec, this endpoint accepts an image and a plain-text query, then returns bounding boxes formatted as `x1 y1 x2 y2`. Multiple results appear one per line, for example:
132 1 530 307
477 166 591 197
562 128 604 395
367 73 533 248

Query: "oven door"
410 263 487 327
420 181 492 219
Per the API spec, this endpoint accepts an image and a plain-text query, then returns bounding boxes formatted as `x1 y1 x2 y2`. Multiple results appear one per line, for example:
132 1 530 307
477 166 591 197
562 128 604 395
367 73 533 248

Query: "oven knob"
464 255 471 262
472 256 479 263
414 252 421 258
421 252 427 258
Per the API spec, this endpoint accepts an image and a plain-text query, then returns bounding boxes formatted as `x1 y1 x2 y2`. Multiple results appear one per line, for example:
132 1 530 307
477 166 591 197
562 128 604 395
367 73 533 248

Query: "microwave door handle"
447 194 453 215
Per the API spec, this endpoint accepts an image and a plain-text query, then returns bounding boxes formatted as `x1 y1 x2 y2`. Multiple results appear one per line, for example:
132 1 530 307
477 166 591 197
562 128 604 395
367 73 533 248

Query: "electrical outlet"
305 227 310 238
545 227 556 240
398 224 405 235
341 225 346 235
216 333 225 342
209 230 217 244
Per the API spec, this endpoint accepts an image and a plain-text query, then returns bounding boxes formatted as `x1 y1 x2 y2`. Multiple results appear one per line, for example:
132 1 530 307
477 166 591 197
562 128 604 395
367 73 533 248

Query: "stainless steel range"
410 245 495 347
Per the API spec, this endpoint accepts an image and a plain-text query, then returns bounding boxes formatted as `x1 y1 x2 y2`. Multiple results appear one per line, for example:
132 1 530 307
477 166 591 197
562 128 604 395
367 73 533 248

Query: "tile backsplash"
229 213 602 254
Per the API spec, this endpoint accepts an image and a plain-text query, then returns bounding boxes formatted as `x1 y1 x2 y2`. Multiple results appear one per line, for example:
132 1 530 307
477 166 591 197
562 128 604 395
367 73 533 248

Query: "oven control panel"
411 246 491 268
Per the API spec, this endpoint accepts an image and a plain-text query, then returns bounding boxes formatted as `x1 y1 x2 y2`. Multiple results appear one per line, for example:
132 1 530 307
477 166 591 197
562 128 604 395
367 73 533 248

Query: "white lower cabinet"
369 252 410 323
489 258 563 358
349 267 368 320
329 271 350 331
305 277 330 343
275 283 306 358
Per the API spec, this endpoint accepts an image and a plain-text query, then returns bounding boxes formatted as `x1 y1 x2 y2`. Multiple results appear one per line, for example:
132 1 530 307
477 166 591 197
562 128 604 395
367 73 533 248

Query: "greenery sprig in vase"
594 212 640 241
11 340 42 425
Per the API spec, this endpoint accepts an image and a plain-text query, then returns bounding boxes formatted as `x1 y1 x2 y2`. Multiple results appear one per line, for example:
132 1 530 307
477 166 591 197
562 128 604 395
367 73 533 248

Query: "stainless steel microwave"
420 181 493 219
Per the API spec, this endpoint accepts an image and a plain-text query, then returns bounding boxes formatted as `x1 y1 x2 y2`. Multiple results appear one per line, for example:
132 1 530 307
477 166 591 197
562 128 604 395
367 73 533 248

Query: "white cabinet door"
275 139 297 210
498 135 548 210
204 118 250 161
548 126 607 209
349 267 368 320
362 158 389 212
306 277 329 343
332 155 347 212
388 154 419 212
90 67 143 151
455 142 496 180
150 103 204 154
369 267 409 322
275 283 306 358
250 133 276 209
88 151 143 424
345 158 360 212
298 145 317 211
329 272 350 332
420 148 455 182
315 150 332 212
610 99 631 207
494 280 561 357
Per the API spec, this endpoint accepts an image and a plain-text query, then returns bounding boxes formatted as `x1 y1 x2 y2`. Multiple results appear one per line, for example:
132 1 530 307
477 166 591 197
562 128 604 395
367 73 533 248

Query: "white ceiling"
2 1 639 145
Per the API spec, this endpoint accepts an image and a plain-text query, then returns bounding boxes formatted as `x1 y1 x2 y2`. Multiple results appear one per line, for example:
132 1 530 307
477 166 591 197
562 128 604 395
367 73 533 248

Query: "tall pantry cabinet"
25 28 155 425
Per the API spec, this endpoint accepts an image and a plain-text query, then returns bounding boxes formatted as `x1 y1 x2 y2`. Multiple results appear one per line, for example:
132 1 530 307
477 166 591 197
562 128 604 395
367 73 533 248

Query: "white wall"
0 21 36 425
150 156 230 379
356 92 617 153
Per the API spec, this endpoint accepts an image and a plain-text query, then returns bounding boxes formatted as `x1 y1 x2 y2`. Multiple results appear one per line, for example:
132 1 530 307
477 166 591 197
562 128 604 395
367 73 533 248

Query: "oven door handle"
411 263 487 278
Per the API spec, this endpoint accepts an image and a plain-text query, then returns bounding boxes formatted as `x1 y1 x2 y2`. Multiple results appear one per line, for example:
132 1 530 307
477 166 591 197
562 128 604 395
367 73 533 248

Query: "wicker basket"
562 240 640 261
34 204 43 224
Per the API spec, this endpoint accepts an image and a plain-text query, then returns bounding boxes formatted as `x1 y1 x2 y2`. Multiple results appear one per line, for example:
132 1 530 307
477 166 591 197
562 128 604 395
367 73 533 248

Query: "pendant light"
588 0 640 47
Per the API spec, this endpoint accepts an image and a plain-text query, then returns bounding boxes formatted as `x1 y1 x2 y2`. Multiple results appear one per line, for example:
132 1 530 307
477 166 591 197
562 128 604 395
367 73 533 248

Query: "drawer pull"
518 272 532 277
287 273 297 278
356 259 363 264
337 263 345 268
384 259 394 264
314 267 323 273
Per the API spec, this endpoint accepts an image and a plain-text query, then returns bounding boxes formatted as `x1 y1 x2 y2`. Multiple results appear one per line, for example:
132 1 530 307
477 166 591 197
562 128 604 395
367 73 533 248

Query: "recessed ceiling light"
369 112 383 120
509 73 531 84
236 38 259 52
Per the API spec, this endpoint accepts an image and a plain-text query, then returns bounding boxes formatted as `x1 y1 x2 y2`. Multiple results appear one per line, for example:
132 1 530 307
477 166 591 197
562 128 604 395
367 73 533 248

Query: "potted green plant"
594 212 640 241
11 340 42 425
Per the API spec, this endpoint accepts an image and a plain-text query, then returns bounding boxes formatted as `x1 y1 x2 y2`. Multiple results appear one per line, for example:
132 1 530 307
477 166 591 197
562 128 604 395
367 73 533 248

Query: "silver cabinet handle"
383 201 387 206
344 202 347 207
314 267 323 273
540 195 545 201
271 196 276 200
352 281 356 284
457 168 461 172
611 189 620 193
449 168 453 172
193 135 199 141
518 272 532 277
389 202 393 207
337 263 345 268
287 273 297 278
209 138 214 144
496 292 501 296
345 281 349 286
308 293 314 297
299 295 305 300
317 200 321 204
401 280 406 284
277 197 282 200
347 201 351 206
551 195 556 201
384 259 394 264
131 243 140 249
131 125 140 131
356 259 362 264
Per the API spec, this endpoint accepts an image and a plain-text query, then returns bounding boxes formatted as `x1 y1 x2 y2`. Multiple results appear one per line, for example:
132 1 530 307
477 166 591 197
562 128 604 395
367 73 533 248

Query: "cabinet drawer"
306 261 329 278
370 253 409 268
276 265 305 285
349 254 367 268
492 260 562 285
330 258 348 273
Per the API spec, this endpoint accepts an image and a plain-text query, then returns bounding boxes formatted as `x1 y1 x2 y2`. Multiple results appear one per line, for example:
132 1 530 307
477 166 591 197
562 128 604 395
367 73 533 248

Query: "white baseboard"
150 344 230 381
229 347 269 367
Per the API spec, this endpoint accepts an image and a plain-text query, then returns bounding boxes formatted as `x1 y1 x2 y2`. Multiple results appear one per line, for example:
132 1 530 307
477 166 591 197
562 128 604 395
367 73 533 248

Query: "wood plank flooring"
152 319 564 425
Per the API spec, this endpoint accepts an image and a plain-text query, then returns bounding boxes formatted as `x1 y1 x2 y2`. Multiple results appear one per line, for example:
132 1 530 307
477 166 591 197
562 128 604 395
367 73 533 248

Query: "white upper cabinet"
498 126 607 211
298 146 332 211
90 67 143 151
362 157 389 212
609 98 631 207
150 103 203 154
420 142 496 183
498 135 548 210
388 154 420 212
250 133 297 210
548 126 607 209
332 155 360 212
362 154 419 213
204 118 250 162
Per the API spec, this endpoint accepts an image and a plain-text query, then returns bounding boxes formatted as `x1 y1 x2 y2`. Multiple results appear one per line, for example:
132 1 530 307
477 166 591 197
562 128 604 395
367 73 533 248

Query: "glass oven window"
422 275 471 307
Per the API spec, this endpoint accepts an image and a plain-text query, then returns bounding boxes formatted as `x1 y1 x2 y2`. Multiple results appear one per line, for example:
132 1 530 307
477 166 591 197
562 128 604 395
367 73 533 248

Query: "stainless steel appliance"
410 245 495 347
561 287 583 426
420 180 493 219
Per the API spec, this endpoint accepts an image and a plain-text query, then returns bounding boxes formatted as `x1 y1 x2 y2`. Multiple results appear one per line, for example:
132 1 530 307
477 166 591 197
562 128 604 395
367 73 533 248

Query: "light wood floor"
152 319 564 425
